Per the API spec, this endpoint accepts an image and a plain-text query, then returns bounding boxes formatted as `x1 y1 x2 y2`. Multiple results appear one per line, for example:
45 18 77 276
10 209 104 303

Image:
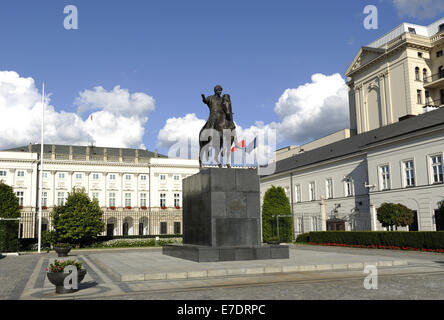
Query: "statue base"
162 168 289 262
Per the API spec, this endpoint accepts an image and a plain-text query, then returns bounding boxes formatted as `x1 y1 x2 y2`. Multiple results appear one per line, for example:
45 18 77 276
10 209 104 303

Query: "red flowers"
308 242 444 253
140 206 147 210
109 206 116 210
161 206 167 210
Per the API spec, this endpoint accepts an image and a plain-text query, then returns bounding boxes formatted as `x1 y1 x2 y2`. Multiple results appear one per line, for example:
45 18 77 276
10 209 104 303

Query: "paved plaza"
1 245 444 300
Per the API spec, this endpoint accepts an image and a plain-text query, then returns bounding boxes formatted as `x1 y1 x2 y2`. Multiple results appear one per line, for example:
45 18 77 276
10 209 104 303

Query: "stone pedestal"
163 168 289 262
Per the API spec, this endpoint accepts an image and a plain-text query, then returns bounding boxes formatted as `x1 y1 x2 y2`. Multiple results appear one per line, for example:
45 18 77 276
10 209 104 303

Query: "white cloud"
392 0 444 19
157 73 349 162
274 73 349 145
0 71 155 149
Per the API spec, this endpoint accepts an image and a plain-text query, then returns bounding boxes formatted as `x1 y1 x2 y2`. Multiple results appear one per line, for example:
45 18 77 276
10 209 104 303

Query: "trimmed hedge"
303 231 444 250
295 233 310 243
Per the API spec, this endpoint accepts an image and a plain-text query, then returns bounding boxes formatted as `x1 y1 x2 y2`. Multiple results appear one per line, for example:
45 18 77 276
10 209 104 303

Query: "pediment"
346 46 385 77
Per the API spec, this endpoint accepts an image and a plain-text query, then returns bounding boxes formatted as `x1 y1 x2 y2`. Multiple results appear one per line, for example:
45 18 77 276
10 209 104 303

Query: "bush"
377 203 414 231
0 182 21 252
306 231 444 250
262 186 293 242
295 233 310 243
52 188 105 247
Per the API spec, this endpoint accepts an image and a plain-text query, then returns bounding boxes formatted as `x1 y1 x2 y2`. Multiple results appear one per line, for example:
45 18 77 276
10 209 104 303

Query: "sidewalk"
88 247 410 282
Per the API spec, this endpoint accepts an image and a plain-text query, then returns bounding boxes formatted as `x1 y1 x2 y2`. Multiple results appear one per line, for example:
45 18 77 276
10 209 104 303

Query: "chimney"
119 148 123 162
51 145 56 160
69 146 73 160
104 148 108 161
28 143 32 153
135 149 139 164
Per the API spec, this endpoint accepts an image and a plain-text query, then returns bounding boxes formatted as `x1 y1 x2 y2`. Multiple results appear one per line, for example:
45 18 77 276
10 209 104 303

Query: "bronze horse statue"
199 85 242 168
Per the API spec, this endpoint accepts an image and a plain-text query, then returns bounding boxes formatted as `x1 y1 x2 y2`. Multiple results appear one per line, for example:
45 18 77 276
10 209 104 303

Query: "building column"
370 204 377 231
320 198 327 231
379 73 388 126
355 86 362 134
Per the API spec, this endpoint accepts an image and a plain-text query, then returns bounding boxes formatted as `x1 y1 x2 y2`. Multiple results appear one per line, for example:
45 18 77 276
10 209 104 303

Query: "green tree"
51 188 105 247
377 203 414 231
262 186 293 242
0 182 21 252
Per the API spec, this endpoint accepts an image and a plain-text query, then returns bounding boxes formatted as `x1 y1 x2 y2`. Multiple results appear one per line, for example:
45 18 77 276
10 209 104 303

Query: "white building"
0 144 200 238
261 18 444 237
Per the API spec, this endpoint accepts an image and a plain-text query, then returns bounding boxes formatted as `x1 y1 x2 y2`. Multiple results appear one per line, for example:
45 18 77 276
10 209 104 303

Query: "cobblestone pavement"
3 245 444 300
97 269 444 300
0 254 41 300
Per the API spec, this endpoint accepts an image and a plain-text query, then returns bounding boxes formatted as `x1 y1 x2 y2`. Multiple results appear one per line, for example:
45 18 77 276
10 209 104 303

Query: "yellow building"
346 18 444 134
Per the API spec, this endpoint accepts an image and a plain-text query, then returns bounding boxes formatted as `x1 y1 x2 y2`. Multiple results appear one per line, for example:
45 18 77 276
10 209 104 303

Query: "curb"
113 259 408 282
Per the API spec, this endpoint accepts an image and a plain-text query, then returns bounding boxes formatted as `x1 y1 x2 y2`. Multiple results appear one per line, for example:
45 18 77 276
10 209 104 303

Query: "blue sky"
1 0 443 155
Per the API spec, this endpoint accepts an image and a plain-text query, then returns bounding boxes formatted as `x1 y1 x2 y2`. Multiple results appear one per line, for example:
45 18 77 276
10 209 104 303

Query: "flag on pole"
231 139 245 152
246 136 257 153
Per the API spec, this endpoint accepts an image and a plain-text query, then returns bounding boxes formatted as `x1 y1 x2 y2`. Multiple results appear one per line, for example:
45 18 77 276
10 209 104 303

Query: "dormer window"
408 27 416 34
440 23 444 32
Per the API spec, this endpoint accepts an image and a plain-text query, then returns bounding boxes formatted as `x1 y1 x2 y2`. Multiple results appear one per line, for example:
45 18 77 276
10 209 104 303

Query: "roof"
4 144 167 159
271 107 444 176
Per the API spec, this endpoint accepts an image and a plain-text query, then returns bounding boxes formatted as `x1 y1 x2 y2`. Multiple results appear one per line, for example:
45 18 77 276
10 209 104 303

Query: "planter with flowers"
42 206 48 210
46 259 87 294
125 206 132 210
175 206 181 209
109 206 116 210
140 206 148 210
161 206 167 210
54 243 72 257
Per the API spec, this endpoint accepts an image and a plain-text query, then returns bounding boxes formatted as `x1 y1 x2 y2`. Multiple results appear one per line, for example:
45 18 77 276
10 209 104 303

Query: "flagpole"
38 83 44 253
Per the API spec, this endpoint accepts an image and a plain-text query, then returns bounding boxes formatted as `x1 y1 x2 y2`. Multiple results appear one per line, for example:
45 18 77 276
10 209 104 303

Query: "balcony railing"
424 98 444 108
424 71 444 84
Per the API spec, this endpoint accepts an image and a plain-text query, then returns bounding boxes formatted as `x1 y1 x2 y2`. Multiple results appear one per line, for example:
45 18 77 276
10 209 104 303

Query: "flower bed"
298 231 444 253
87 237 182 248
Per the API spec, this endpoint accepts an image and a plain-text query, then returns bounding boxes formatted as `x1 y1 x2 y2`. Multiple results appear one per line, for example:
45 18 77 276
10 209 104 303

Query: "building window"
345 176 354 196
160 222 167 234
58 173 65 179
41 192 47 207
140 193 147 207
417 90 422 104
423 68 427 81
309 182 315 201
75 173 82 179
174 193 180 207
430 155 443 184
403 160 415 187
140 175 147 181
415 67 420 80
174 222 181 234
298 217 304 233
173 175 180 181
92 192 99 200
418 52 423 58
437 50 443 58
160 174 166 181
57 192 65 206
92 173 99 180
109 193 116 207
109 174 116 180
42 172 48 178
408 27 416 34
0 170 6 176
17 171 24 177
125 174 132 181
380 165 391 190
294 184 301 203
125 193 131 207
326 178 333 199
160 193 166 207
16 191 24 206
311 216 318 231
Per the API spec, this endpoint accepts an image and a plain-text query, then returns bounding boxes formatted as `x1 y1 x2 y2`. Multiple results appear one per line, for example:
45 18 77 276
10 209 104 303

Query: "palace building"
0 144 199 238
261 18 444 236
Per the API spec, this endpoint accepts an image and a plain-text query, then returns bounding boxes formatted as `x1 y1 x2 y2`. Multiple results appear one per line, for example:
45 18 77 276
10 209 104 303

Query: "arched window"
423 68 427 81
415 67 420 80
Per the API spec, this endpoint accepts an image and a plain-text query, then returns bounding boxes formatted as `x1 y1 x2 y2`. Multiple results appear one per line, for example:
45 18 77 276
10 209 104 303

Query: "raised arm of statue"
201 94 208 105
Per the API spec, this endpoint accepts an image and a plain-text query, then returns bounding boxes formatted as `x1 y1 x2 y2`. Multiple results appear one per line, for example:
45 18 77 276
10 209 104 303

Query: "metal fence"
18 209 183 239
